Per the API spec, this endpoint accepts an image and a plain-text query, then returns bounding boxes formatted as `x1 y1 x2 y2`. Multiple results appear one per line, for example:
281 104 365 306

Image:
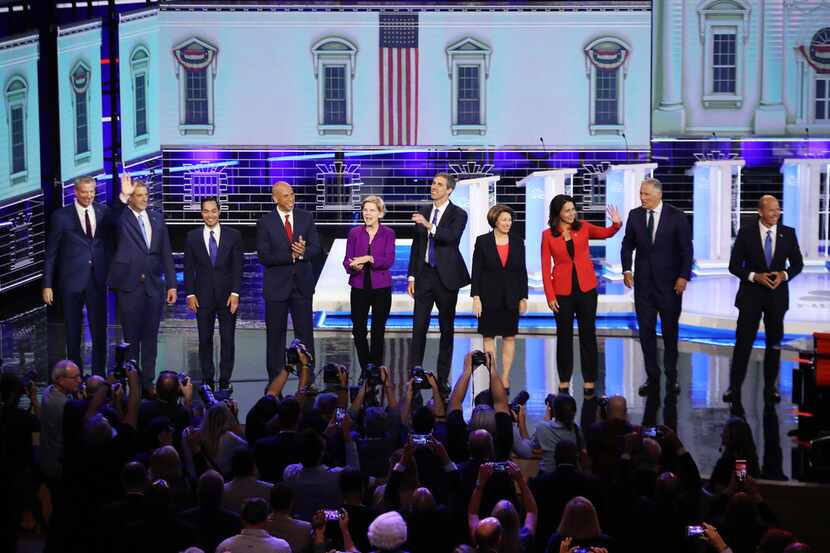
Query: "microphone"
621 132 629 161
539 137 548 163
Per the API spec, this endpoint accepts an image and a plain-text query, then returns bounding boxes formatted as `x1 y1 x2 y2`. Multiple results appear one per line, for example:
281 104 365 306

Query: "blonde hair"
361 195 386 218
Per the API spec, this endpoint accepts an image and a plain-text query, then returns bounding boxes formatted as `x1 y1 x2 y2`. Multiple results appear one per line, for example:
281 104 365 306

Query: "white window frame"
311 37 357 136
792 27 830 131
583 37 631 136
446 37 491 136
696 0 750 109
173 37 218 136
130 45 150 146
70 60 92 164
5 76 28 185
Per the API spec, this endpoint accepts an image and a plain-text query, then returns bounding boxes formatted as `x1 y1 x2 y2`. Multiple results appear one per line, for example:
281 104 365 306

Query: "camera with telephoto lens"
471 350 487 368
410 366 433 391
285 339 313 372
361 363 383 388
199 383 232 407
510 390 530 414
111 342 140 382
323 363 343 386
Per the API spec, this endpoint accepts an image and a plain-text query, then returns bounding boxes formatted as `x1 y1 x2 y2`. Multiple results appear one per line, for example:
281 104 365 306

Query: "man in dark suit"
723 195 803 413
43 176 113 374
184 197 244 390
257 181 321 379
408 172 471 391
108 174 177 385
621 177 693 396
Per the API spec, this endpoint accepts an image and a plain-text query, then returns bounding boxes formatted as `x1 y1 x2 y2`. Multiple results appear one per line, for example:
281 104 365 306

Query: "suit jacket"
541 221 621 302
470 231 528 310
107 200 176 295
620 203 693 291
407 201 471 291
256 208 321 302
728 221 803 312
43 202 113 293
183 225 244 307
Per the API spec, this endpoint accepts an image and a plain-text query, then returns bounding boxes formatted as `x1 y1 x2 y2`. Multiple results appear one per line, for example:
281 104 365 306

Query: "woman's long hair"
553 393 578 432
492 499 521 553
200 403 236 458
558 496 601 540
548 194 582 237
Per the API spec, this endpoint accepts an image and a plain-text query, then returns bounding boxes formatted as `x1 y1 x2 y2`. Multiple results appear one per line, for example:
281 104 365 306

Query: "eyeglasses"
61 374 82 380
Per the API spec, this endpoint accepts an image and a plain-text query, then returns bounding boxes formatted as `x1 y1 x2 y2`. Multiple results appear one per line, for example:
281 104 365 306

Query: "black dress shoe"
730 402 746 418
204 379 215 391
666 380 680 395
638 381 657 397
722 388 738 404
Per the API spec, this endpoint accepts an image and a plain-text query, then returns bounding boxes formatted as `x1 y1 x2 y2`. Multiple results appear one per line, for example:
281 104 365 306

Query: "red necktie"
84 209 93 239
284 214 293 242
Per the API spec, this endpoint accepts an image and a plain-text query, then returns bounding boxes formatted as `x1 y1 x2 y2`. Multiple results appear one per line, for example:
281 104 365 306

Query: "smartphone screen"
735 459 747 482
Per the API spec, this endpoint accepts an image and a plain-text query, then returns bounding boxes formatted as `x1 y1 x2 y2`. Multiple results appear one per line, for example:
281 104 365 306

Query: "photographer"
532 393 585 474
245 368 291 444
255 395 302 483
40 360 81 480
586 396 633 483
401 366 446 428
138 370 194 450
312 508 359 553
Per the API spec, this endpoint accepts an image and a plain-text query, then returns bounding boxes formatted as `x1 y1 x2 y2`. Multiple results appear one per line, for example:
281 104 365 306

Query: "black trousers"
265 287 315 380
555 288 598 384
117 282 164 384
729 300 785 397
62 273 107 375
410 265 459 383
196 299 237 384
350 286 392 370
634 285 682 382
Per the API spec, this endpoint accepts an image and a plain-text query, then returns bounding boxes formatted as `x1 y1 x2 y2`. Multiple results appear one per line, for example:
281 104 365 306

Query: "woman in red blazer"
541 194 621 398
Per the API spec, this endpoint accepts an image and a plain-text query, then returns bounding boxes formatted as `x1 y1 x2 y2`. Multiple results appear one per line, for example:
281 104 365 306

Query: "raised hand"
120 172 135 198
607 204 622 225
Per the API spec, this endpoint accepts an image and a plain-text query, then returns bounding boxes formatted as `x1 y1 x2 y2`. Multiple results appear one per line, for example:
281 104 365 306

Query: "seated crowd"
0 349 814 553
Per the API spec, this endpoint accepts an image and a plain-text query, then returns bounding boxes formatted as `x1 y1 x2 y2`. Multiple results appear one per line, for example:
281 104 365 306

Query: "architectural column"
755 0 788 134
653 0 686 133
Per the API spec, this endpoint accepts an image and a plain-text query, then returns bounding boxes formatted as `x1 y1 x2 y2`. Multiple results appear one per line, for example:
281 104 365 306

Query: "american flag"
379 12 419 146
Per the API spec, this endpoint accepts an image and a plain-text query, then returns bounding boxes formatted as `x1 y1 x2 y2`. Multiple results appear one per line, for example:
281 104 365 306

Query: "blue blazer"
43 202 113 293
256 208 321 302
183 226 244 307
620 203 693 292
107 200 177 295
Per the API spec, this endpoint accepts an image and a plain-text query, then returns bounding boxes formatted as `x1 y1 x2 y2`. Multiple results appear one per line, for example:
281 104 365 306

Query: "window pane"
457 65 480 125
713 33 737 94
75 91 88 155
323 65 347 125
817 99 826 120
11 105 25 174
135 74 147 136
817 78 827 99
595 68 618 125
185 68 208 125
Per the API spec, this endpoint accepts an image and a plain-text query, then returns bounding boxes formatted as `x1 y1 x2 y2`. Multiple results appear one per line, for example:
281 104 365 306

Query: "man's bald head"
272 181 295 212
469 429 494 460
606 395 627 420
475 517 502 552
412 487 436 513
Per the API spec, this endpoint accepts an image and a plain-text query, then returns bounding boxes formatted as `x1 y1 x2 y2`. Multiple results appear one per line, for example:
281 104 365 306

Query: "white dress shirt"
423 200 449 264
203 223 221 252
215 528 291 553
74 200 96 237
128 207 151 247
276 207 294 237
747 221 787 283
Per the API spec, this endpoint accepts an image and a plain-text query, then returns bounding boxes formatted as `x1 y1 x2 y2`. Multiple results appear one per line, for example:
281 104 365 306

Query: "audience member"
266 483 312 553
255 395 302 483
532 394 584 474
369 510 409 553
199 401 247 478
177 470 241 553
223 448 273 514
544 497 611 553
217 497 291 553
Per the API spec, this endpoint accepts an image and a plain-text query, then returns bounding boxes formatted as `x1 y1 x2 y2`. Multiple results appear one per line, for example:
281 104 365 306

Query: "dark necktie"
84 209 93 239
764 230 773 267
209 230 218 267
428 208 439 267
647 210 655 245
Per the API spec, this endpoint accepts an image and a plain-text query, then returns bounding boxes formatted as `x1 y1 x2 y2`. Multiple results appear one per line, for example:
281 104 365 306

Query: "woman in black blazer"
471 204 529 390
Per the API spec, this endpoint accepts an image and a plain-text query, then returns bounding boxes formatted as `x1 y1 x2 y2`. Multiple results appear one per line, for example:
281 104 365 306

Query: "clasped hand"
753 271 785 290
291 236 306 259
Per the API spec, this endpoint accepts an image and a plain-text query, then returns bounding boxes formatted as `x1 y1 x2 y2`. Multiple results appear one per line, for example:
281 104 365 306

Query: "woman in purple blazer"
344 196 396 370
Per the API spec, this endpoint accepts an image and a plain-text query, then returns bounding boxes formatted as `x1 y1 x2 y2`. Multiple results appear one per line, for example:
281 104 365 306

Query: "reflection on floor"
147 328 797 479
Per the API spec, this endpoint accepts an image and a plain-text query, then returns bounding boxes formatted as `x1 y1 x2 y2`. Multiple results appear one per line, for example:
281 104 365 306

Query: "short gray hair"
641 177 663 192
51 359 78 383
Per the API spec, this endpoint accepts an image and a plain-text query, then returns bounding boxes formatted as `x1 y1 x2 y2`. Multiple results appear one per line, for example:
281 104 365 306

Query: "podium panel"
454 176 499 276
604 163 658 274
693 159 744 272
781 159 830 271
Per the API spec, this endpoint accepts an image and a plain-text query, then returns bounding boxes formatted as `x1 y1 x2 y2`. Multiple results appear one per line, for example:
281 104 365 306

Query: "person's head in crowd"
605 395 627 422
83 413 116 447
654 471 680 504
230 448 258 480
155 371 183 404
491 500 521 553
368 510 408 552
387 449 419 510
269 483 294 515
469 429 495 462
145 478 172 514
240 497 270 529
300 407 329 435
558 496 602 541
474 390 493 407
200 402 237 454
51 359 82 395
638 437 662 472
299 428 326 468
364 406 388 439
147 416 174 448
340 468 366 504
121 461 149 495
469 405 497 438
314 392 338 421
758 529 795 553
276 396 301 431
552 393 577 429
783 543 811 553
412 406 436 435
475 517 503 553
197 469 225 508
722 416 760 463
150 445 182 482
84 374 108 397
723 492 764 532
554 439 579 467
411 487 436 515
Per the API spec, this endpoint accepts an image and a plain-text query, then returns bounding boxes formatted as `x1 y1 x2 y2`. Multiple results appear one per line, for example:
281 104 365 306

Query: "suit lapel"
124 209 148 252
92 203 105 240
215 228 230 266
770 228 787 269
652 207 667 247
274 211 291 245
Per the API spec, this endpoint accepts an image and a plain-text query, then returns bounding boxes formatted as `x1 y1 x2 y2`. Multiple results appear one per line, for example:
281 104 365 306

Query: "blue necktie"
428 208 439 267
209 230 218 267
764 229 773 267
138 213 150 249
